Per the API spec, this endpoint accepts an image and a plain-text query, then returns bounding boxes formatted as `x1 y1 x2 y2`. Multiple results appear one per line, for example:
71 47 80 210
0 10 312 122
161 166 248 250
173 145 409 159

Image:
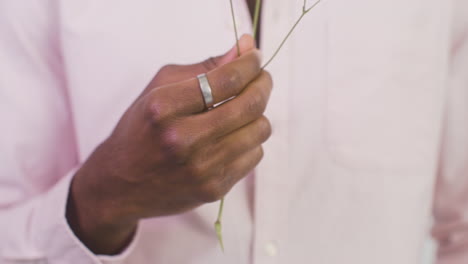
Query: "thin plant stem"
262 0 321 69
214 0 241 253
252 0 262 40
214 197 225 252
229 0 241 56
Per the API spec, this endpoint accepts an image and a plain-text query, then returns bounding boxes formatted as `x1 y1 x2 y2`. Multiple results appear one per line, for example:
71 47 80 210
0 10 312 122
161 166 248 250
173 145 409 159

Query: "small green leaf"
214 197 225 252
215 219 224 252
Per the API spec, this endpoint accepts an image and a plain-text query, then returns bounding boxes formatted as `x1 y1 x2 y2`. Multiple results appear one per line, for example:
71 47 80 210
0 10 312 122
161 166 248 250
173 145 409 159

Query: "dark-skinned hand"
66 35 273 254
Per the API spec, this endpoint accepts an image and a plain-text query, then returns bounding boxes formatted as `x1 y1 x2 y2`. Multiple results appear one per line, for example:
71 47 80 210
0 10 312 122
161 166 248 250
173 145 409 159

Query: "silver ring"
197 73 214 110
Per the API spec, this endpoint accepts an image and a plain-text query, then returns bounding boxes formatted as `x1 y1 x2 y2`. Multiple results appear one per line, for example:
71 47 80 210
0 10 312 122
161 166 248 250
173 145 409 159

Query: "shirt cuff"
34 168 141 264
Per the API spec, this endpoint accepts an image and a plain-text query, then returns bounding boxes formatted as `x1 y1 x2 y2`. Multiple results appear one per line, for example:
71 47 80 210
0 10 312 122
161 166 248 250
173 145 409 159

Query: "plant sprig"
214 196 225 251
229 0 241 57
215 0 322 252
262 0 321 69
214 0 241 253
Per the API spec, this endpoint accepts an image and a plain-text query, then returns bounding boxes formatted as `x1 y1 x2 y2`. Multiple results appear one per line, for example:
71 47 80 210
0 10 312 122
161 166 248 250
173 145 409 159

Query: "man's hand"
66 35 273 254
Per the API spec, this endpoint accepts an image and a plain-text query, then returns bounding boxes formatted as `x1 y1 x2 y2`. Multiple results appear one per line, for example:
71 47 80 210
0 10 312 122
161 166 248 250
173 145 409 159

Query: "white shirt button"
264 241 279 257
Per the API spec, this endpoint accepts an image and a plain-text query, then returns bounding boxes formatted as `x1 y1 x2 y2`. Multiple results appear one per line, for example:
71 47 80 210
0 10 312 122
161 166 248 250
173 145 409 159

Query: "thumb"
147 35 257 89
195 34 256 73
214 34 257 66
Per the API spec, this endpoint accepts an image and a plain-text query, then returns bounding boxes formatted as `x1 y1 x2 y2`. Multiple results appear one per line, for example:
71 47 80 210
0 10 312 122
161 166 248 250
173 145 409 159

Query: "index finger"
153 49 262 115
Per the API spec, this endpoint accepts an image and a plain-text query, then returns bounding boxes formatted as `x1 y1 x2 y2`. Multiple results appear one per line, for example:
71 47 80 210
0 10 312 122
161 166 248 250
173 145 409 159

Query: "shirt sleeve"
0 1 139 263
431 1 468 263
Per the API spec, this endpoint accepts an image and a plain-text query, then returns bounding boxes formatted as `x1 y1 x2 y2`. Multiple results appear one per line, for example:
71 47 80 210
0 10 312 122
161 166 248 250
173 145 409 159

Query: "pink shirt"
1 0 467 263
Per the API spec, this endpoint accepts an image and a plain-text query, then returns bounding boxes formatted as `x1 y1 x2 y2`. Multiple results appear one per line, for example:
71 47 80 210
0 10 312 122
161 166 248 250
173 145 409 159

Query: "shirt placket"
252 0 293 263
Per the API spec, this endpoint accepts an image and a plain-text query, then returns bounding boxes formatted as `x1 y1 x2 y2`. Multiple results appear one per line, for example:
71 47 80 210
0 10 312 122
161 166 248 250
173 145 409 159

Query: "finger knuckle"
158 64 178 76
247 147 264 170
251 50 262 71
258 116 273 142
221 68 243 95
262 71 273 90
254 146 265 166
160 128 188 163
246 93 266 117
145 92 170 125
258 146 265 161
147 102 167 125
202 57 219 71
